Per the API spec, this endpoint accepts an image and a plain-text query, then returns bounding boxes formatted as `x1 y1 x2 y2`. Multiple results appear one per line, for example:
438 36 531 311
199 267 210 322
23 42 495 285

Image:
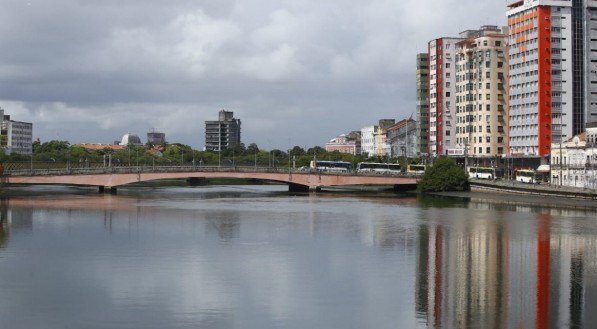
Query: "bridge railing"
1 162 422 178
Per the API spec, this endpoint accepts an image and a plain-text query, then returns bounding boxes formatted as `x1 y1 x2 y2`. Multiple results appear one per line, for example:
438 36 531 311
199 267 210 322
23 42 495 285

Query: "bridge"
0 165 419 193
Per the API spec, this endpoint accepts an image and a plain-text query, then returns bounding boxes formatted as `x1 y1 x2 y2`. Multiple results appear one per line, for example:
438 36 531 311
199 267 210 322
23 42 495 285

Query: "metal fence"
0 162 420 178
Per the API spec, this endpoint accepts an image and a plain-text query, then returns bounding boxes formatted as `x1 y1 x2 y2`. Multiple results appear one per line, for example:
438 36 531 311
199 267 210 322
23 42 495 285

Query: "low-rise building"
325 131 361 155
386 118 418 158
550 124 597 189
76 143 126 152
120 133 143 146
0 109 33 155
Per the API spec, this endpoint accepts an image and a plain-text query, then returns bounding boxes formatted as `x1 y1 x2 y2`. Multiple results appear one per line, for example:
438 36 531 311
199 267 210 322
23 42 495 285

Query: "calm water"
0 185 596 329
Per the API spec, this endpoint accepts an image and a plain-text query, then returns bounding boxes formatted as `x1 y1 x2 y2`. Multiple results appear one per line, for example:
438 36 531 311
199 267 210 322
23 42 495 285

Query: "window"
486 147 491 154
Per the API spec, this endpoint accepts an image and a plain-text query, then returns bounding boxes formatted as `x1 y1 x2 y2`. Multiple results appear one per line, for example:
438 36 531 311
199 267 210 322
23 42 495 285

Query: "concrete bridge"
0 166 419 193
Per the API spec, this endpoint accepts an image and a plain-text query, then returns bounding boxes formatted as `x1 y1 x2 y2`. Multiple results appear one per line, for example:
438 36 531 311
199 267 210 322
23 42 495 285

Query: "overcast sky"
0 0 505 150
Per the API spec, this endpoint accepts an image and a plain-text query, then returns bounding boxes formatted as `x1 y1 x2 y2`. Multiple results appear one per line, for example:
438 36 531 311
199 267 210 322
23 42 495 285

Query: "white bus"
310 160 352 173
468 167 496 180
357 162 401 173
407 164 427 175
516 170 539 184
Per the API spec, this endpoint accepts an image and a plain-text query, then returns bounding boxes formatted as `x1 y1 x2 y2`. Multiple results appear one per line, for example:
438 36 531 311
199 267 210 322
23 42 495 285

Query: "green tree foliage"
418 157 469 192
246 143 260 154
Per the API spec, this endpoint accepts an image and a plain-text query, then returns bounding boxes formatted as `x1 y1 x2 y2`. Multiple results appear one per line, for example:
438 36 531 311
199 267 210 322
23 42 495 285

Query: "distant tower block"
205 110 241 151
147 129 166 145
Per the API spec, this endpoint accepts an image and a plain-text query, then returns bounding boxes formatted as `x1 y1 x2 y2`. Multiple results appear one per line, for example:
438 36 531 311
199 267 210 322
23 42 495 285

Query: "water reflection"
416 207 597 328
0 187 596 328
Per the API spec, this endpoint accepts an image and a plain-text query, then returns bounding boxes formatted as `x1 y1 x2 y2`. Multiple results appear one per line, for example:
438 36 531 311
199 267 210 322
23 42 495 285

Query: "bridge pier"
288 183 310 193
99 186 118 194
187 177 207 186
393 184 417 193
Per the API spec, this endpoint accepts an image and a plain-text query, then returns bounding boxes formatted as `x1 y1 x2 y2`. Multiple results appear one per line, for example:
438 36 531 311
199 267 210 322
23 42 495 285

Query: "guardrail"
2 164 421 178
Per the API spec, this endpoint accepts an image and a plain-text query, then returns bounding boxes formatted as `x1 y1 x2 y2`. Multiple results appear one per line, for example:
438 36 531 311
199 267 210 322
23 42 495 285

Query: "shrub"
418 157 469 192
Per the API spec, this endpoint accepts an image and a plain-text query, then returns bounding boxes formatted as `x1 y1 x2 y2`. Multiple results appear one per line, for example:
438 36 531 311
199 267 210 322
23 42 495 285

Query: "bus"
357 162 401 173
407 164 427 175
516 169 541 184
310 160 352 173
468 167 496 180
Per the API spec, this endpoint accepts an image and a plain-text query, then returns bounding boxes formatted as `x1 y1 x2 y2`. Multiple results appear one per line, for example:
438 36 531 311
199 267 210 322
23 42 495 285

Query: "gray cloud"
0 0 505 149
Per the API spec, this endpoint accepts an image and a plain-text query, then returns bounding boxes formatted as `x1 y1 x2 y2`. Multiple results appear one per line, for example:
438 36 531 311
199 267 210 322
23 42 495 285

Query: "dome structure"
120 133 143 146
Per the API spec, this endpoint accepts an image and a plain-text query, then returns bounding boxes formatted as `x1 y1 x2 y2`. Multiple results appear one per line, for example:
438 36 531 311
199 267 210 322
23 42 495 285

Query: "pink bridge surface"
2 171 418 188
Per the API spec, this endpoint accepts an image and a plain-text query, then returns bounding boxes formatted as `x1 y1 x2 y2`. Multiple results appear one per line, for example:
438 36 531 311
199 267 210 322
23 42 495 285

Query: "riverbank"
469 178 597 200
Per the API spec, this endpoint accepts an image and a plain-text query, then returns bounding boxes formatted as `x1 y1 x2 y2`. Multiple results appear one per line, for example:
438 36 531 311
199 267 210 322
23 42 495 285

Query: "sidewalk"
470 178 597 200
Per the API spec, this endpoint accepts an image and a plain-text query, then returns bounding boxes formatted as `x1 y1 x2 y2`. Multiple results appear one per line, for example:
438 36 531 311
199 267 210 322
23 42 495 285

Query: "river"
0 185 596 328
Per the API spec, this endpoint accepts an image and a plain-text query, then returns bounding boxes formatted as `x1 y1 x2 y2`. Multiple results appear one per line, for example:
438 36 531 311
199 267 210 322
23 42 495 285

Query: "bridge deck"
0 166 419 190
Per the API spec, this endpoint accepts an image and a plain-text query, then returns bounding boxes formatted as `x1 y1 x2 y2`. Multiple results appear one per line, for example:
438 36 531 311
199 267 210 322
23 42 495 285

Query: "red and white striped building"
428 38 462 156
507 0 597 157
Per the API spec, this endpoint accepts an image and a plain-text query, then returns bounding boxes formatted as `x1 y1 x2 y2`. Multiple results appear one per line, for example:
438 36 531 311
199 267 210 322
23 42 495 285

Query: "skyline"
0 0 504 149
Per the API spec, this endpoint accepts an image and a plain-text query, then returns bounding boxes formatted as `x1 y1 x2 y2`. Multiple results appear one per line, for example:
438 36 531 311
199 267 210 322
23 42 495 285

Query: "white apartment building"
360 125 377 157
0 109 33 155
455 26 509 157
507 0 597 157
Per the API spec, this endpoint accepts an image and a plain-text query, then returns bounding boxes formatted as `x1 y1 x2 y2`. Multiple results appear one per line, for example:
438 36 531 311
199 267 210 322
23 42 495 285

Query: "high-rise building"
507 0 597 156
429 37 462 156
0 109 33 155
455 26 509 158
204 110 241 151
416 53 430 156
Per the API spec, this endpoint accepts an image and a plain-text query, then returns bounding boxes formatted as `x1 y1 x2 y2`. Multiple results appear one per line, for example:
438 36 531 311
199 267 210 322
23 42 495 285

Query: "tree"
290 146 306 156
307 146 325 155
418 157 469 192
247 143 260 154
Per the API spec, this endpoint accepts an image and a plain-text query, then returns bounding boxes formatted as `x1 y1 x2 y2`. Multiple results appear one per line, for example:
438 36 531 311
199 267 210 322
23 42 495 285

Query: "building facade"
205 110 242 151
360 125 377 157
387 118 418 158
550 124 597 188
147 130 166 145
455 26 509 158
375 119 395 156
416 53 430 156
507 0 597 157
0 109 33 155
429 37 462 156
325 132 361 155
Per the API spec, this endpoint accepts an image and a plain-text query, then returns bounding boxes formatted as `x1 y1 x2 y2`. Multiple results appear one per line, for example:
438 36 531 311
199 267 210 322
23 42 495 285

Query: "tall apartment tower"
429 37 462 156
416 53 430 156
507 0 597 157
204 110 241 151
455 26 509 158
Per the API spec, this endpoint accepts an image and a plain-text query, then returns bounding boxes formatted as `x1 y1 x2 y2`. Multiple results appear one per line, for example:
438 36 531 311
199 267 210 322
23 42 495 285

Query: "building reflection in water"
0 200 34 249
205 211 240 242
416 206 597 328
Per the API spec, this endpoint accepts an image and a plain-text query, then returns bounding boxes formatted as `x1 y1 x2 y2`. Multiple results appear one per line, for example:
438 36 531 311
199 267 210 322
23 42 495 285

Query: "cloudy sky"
0 0 505 150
